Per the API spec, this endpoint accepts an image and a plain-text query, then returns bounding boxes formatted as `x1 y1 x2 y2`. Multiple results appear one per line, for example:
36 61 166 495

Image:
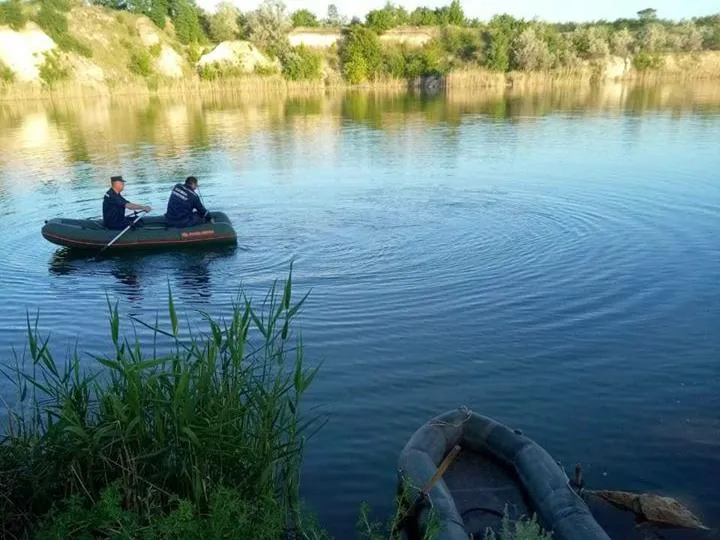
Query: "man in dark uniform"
103 175 152 229
165 176 211 228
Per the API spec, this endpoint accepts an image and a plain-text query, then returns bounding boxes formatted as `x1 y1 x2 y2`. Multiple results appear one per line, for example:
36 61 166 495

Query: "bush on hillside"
0 59 15 83
149 42 162 57
0 0 27 31
34 3 93 57
129 49 153 76
38 50 70 87
511 27 553 71
633 50 664 70
340 25 382 83
281 44 322 80
439 26 483 63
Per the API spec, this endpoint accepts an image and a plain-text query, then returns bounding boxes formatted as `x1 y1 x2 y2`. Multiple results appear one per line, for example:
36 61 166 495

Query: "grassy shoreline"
2 58 720 102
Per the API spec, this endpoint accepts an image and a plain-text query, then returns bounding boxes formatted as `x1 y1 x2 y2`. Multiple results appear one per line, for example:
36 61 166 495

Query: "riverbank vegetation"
1 0 720 95
0 269 330 539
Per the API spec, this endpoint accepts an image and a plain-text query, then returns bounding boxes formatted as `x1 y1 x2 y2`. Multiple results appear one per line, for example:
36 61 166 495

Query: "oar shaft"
100 212 145 253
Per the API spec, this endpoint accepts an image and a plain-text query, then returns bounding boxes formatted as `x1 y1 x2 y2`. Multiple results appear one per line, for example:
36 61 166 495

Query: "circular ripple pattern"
1 95 719 539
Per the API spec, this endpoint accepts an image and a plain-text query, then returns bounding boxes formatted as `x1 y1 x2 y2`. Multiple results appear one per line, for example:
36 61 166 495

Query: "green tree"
291 8 319 27
409 7 437 26
149 0 168 29
248 0 291 57
340 25 382 83
447 0 465 26
172 0 204 43
637 8 658 22
326 3 343 26
484 14 525 71
366 5 392 33
209 1 240 42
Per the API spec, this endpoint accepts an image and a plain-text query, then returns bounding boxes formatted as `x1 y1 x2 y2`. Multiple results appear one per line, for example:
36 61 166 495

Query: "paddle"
393 445 462 536
95 210 146 259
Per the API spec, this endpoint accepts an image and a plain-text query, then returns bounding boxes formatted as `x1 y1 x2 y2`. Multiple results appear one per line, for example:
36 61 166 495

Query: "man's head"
111 175 125 193
184 176 198 191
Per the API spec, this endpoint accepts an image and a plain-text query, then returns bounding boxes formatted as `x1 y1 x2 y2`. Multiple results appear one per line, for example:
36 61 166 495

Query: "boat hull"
396 407 611 540
41 212 237 251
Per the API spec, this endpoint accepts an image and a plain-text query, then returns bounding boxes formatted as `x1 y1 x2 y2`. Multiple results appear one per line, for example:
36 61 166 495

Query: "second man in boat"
164 176 213 228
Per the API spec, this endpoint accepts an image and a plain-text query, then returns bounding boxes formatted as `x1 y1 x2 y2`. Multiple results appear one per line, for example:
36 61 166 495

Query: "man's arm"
126 201 152 213
192 193 208 218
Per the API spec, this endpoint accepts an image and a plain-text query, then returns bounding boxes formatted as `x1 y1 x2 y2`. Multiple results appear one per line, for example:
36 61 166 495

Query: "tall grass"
0 266 326 539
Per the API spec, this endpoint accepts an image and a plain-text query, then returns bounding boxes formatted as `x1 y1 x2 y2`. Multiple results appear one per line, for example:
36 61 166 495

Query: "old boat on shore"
396 407 611 540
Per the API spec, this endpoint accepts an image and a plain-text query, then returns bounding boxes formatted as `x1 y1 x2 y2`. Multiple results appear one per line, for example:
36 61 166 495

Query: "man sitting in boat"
103 175 152 230
164 176 211 228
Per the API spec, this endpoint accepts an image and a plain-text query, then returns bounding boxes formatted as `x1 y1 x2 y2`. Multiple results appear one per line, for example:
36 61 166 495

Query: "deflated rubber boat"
396 407 611 540
41 212 237 251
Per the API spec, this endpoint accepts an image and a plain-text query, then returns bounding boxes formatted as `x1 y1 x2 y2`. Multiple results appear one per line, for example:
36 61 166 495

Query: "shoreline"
2 62 720 102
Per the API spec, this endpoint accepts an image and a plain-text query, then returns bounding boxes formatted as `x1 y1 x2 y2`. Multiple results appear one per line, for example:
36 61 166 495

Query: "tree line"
2 0 720 84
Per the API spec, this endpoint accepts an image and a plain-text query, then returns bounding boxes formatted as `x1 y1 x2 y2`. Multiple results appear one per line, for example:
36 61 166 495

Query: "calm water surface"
0 83 719 537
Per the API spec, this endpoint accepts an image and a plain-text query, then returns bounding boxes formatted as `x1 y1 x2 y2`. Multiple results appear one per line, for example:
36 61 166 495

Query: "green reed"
0 265 325 539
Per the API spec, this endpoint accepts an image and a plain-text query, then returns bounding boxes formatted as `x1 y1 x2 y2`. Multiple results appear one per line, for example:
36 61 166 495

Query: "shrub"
281 44 322 80
340 25 382 83
440 26 483 63
571 26 610 59
254 62 280 75
1 0 27 31
38 50 70 87
633 51 664 70
129 49 153 76
149 42 162 57
511 27 552 71
0 59 15 83
0 270 323 539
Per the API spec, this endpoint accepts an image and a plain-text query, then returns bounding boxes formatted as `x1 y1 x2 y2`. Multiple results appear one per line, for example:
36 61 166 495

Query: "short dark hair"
185 176 198 187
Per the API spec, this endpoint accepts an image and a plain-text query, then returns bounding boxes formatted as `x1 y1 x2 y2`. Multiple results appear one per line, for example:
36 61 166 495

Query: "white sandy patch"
0 23 56 82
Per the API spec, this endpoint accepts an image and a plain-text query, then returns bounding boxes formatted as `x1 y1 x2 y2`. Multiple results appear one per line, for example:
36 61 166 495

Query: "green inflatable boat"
42 212 237 251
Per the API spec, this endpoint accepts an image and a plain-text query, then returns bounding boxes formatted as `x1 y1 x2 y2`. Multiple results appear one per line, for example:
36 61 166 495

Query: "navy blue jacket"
165 183 208 227
103 188 130 229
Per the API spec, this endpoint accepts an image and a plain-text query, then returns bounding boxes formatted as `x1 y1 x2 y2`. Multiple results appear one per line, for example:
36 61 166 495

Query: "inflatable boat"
41 212 237 251
396 407 611 540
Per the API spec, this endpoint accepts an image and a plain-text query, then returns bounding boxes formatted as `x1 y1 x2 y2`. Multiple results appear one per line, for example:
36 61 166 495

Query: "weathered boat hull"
41 212 237 251
397 407 611 540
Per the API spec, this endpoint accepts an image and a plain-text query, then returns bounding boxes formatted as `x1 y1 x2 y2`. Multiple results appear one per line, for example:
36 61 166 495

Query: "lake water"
0 83 719 538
